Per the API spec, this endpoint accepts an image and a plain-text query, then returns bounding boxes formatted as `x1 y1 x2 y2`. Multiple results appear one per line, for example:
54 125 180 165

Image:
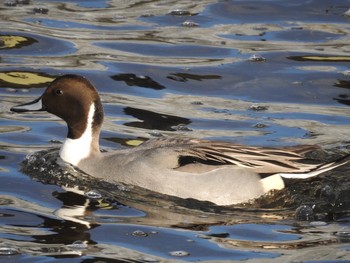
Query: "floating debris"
248 54 266 62
84 190 102 200
295 205 314 221
182 20 199 27
169 250 190 257
249 104 269 111
132 230 148 237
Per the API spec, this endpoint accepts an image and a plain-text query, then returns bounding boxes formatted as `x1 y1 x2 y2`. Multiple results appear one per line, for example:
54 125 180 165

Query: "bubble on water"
248 54 266 62
149 131 163 137
26 152 38 163
169 250 190 257
132 230 148 237
320 185 333 196
171 124 192 131
315 185 336 202
168 9 191 16
33 7 49 14
84 190 102 200
67 240 88 250
295 205 314 221
0 246 19 256
182 20 199 27
249 104 269 111
253 122 268 128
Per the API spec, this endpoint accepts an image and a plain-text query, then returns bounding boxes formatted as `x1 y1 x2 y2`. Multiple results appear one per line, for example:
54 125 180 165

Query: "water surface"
1 0 350 262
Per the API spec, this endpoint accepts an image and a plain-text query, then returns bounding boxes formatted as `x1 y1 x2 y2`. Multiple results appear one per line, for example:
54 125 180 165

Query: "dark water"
1 0 350 262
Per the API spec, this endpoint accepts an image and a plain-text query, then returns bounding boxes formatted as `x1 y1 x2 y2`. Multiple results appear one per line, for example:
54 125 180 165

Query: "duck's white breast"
59 104 95 166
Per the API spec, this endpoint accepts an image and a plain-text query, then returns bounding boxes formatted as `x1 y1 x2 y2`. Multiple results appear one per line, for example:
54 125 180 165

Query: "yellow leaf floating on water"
0 72 54 86
125 139 144 146
0 35 29 48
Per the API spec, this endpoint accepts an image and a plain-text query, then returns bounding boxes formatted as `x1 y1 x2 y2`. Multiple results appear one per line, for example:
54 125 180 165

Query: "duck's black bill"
10 97 46 113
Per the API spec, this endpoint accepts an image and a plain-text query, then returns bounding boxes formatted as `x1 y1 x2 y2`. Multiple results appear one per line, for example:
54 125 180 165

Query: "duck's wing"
141 137 322 175
179 141 321 175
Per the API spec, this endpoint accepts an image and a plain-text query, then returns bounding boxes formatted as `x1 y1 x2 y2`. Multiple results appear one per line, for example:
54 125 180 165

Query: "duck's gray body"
78 138 267 205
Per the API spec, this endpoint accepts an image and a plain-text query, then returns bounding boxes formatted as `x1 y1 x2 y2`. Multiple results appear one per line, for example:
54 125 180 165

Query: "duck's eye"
55 89 63 95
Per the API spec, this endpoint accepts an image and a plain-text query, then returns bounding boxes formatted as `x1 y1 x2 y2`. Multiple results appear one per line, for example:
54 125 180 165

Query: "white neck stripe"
59 104 95 166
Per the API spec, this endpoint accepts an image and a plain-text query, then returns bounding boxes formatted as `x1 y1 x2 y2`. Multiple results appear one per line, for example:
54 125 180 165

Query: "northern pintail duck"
11 75 349 205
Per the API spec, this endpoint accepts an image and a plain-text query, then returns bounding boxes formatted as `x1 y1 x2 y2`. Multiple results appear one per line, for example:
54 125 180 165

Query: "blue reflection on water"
94 42 237 58
91 224 279 261
36 0 109 8
220 29 343 43
23 18 149 31
208 224 300 242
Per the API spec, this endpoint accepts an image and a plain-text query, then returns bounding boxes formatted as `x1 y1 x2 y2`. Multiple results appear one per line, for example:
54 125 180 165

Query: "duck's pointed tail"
261 153 350 193
279 153 350 180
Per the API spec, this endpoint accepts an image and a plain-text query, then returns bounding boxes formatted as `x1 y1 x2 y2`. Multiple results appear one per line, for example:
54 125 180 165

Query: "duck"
10 74 349 206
